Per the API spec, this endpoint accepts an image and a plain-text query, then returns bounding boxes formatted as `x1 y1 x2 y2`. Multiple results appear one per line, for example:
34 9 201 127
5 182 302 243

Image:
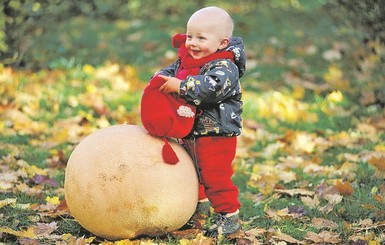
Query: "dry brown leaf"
304 230 341 244
301 195 320 208
359 218 373 227
275 188 315 197
353 220 385 232
357 123 379 141
360 90 377 105
319 203 337 214
248 168 279 195
370 116 385 130
311 217 338 229
368 156 385 172
244 227 266 238
277 170 297 184
171 228 201 239
273 231 304 244
31 222 58 238
283 72 330 92
323 194 343 205
266 207 298 220
335 180 354 196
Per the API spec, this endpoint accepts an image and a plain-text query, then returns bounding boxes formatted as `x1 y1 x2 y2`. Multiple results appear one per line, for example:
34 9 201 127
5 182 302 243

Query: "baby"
156 6 246 237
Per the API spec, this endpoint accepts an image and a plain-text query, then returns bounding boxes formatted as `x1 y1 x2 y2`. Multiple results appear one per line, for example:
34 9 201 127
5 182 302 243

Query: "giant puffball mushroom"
64 124 198 240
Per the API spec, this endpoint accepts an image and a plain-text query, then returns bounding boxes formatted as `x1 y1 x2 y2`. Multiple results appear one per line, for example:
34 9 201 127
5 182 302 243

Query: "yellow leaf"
369 241 380 245
0 198 17 208
292 85 305 100
327 90 344 103
292 132 315 153
15 203 31 209
82 64 95 75
323 65 349 90
248 166 279 195
23 164 48 177
86 83 97 93
113 239 134 245
0 227 37 239
276 208 290 216
46 196 60 205
374 144 385 152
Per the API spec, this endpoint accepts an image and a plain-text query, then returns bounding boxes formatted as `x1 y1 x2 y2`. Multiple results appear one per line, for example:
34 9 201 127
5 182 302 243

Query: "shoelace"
214 214 228 227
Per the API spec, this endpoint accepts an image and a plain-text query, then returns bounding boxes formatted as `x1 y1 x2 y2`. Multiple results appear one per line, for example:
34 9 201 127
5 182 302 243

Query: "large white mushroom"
64 124 198 240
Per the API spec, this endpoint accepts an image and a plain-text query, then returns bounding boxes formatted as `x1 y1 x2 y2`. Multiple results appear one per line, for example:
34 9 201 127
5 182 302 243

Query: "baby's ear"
219 38 230 49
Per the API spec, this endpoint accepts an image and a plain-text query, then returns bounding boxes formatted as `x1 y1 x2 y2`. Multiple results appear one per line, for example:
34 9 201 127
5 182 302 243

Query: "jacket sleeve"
179 59 240 108
156 59 180 77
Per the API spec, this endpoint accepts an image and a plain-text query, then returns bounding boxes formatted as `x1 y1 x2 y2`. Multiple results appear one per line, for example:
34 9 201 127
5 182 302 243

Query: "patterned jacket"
158 34 246 138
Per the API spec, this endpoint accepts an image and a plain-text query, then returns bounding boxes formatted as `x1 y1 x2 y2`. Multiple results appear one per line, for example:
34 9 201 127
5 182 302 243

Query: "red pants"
187 136 241 214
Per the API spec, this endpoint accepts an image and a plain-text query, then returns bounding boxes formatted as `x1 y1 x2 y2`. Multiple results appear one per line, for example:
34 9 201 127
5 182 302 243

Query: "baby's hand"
158 75 181 94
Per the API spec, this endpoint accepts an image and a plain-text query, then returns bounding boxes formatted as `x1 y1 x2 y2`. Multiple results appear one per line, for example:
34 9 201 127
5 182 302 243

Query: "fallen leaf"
353 220 385 232
31 222 58 238
244 227 266 238
273 231 304 244
292 131 316 153
171 228 201 239
304 231 341 244
179 233 214 245
323 194 343 205
368 156 385 172
323 65 349 90
311 217 338 229
27 174 58 187
301 195 320 208
359 218 373 227
0 227 37 239
45 196 60 205
0 198 17 208
288 205 307 217
275 188 315 197
370 116 385 130
336 180 354 196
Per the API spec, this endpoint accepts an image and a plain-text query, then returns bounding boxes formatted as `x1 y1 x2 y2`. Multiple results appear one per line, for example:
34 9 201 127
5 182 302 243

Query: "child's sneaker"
194 200 211 218
205 210 241 237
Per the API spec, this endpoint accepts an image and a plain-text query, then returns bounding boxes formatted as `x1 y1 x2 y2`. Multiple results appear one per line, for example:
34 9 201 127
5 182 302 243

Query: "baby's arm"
156 59 180 77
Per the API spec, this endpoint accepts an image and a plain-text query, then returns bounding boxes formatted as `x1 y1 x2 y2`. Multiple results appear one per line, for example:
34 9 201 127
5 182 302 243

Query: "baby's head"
185 6 234 59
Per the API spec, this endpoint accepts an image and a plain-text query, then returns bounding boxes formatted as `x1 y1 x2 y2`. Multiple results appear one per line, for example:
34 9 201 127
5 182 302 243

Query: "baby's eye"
186 34 193 39
198 36 206 40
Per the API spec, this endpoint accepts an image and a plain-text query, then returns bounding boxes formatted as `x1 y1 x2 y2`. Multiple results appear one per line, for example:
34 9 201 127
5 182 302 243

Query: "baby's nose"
187 38 197 46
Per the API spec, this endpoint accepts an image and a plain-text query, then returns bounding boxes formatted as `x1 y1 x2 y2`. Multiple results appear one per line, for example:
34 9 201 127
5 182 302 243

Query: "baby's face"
185 17 228 59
